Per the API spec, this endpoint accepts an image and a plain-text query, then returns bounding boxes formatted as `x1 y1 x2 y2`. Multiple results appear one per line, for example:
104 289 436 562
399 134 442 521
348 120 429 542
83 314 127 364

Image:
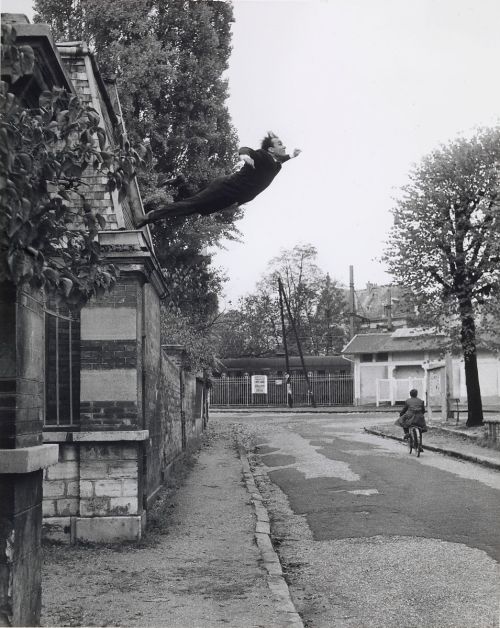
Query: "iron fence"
210 374 353 407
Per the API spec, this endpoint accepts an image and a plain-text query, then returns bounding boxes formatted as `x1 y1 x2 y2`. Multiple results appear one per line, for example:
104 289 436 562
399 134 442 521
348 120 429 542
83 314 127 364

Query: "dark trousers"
146 177 239 223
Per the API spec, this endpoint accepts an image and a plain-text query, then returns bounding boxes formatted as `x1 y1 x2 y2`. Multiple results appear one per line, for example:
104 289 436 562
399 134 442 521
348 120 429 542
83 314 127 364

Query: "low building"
343 327 500 407
217 354 352 377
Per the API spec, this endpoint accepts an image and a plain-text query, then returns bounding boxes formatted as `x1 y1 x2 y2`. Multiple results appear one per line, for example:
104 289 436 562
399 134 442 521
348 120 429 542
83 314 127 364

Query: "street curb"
364 428 500 471
238 447 304 628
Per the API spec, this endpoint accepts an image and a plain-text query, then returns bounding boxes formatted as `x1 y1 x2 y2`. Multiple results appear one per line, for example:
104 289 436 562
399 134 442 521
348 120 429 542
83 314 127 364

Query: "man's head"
261 131 287 159
409 389 418 398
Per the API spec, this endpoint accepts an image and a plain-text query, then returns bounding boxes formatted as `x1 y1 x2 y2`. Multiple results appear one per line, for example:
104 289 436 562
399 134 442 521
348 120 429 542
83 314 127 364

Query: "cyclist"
396 389 427 451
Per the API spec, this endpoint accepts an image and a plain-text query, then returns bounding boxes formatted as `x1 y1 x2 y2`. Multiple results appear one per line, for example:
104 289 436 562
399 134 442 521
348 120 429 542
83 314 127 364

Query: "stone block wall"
42 436 146 543
43 444 79 520
145 351 184 504
79 443 140 517
184 372 204 443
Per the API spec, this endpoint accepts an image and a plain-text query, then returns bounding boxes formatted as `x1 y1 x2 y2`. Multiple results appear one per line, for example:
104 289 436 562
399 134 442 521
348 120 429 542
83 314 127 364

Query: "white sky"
4 0 500 304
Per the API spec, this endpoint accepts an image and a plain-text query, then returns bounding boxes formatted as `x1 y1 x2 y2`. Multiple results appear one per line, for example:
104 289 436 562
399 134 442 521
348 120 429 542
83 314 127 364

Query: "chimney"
349 265 356 339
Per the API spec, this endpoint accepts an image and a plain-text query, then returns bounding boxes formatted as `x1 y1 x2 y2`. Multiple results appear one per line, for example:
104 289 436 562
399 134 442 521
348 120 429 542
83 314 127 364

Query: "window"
375 353 389 362
44 303 80 427
360 353 373 362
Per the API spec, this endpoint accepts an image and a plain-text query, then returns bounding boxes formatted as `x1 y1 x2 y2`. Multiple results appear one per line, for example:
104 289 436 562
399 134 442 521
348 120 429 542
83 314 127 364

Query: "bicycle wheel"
409 427 421 456
407 430 413 454
416 428 422 457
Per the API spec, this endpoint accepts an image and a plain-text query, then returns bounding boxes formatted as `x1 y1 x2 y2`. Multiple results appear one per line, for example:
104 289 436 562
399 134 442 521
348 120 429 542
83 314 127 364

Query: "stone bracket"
0 444 59 474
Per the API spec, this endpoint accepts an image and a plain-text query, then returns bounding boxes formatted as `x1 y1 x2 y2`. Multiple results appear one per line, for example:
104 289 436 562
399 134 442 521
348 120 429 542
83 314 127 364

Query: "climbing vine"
0 24 150 305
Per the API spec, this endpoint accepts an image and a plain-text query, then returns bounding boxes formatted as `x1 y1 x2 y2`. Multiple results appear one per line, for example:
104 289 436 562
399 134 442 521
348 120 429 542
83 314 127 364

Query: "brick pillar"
74 274 149 542
80 276 141 431
0 283 58 626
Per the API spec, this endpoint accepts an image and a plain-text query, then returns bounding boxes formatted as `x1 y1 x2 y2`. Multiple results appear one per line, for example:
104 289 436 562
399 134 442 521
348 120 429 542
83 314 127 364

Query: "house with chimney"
343 282 500 407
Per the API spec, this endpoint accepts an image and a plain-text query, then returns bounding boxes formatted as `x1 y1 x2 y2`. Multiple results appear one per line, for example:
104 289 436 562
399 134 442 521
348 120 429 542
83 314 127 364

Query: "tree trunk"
463 351 483 426
458 298 484 426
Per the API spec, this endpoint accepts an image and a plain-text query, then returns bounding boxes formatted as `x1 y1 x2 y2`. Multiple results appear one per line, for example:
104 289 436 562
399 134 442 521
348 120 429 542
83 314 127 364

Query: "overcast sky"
4 0 500 304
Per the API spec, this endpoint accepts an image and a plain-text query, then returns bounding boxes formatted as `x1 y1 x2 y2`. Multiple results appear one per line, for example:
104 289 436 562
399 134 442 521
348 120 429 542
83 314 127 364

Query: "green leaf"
60 277 73 296
96 128 107 151
96 213 107 229
43 267 60 283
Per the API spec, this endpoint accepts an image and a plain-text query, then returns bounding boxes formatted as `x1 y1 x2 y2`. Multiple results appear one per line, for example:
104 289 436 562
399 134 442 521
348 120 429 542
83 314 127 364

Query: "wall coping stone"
43 430 149 443
0 444 59 474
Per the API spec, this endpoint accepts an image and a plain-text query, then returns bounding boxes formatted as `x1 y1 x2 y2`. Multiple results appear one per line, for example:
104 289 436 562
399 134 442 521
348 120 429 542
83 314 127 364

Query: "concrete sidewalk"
42 422 302 627
365 420 500 471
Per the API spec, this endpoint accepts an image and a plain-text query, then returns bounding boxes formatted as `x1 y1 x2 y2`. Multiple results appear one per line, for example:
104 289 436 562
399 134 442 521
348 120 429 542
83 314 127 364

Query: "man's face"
268 137 287 158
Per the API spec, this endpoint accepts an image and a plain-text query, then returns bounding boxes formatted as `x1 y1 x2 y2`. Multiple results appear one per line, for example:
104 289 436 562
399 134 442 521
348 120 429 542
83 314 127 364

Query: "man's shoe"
403 434 410 440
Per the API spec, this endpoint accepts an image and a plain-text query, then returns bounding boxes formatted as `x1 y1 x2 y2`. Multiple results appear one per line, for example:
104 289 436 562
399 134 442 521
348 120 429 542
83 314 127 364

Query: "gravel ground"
41 422 287 628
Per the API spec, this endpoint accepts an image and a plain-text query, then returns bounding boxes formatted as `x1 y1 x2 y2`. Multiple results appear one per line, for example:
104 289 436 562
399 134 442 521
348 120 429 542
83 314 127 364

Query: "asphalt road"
222 412 500 628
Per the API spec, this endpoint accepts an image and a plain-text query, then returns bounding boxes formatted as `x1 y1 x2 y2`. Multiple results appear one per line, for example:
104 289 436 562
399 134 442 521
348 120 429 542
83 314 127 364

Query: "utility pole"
349 265 356 339
278 277 316 408
278 279 293 408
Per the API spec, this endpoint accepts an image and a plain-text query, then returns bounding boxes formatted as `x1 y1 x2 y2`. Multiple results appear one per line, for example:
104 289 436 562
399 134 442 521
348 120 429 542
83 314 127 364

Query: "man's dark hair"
409 389 418 397
261 131 278 151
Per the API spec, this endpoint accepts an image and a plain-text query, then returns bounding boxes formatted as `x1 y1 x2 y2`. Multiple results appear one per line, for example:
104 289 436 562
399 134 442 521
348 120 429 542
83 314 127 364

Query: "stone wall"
0 284 58 626
42 277 207 543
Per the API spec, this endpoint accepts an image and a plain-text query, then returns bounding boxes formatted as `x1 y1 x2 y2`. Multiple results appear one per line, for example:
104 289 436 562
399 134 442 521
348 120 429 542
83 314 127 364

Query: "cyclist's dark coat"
398 396 427 430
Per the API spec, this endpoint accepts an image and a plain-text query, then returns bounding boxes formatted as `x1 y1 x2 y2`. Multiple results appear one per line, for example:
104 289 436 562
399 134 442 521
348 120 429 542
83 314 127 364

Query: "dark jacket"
397 396 427 430
147 146 292 221
224 147 290 203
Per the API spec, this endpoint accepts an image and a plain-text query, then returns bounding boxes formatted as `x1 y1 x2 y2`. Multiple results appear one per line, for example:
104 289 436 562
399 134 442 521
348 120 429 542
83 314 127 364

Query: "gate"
376 377 425 406
210 374 353 407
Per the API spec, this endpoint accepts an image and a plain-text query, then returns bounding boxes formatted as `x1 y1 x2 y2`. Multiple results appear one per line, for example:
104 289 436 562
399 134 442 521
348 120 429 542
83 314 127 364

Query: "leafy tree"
215 244 349 358
311 273 349 354
383 127 500 427
34 0 241 363
1 24 148 305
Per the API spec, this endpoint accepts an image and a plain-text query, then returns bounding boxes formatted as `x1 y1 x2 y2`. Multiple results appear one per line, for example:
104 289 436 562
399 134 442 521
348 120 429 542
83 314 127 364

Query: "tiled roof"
343 329 448 354
221 355 351 371
57 43 140 232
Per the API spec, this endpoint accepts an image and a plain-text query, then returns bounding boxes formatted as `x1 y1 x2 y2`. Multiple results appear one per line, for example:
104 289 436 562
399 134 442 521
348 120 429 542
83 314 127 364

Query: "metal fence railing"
210 374 354 407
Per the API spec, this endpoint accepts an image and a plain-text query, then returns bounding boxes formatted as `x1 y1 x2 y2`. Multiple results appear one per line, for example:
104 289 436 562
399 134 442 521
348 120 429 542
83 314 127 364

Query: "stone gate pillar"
0 283 58 626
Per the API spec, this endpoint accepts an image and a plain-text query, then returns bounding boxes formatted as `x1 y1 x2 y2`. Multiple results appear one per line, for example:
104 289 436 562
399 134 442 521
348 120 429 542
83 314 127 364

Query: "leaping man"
137 132 301 227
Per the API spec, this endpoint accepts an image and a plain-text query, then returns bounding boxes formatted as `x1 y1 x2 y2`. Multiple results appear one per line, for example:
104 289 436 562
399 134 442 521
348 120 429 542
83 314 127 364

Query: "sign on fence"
251 375 268 394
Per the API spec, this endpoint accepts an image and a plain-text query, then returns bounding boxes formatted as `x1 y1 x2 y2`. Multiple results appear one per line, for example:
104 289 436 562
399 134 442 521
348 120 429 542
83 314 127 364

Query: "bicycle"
407 426 423 457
